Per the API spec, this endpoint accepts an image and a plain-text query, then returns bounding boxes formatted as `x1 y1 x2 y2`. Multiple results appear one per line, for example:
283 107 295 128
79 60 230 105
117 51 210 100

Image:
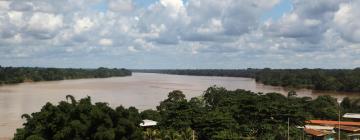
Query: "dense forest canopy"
14 87 360 139
14 95 143 140
0 66 131 85
134 68 360 92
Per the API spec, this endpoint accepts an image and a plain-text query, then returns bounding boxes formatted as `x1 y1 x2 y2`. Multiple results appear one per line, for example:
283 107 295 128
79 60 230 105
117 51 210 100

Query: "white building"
140 119 158 127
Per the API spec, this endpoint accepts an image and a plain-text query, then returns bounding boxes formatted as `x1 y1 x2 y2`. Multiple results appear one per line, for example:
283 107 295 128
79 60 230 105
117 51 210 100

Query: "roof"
304 128 333 137
334 125 360 132
307 120 360 126
305 125 334 130
343 113 360 119
140 119 158 127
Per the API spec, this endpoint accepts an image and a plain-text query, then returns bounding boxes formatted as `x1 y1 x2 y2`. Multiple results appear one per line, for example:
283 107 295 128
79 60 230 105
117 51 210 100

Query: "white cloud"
304 19 321 27
74 17 94 34
28 13 63 31
0 0 360 68
128 46 138 52
98 38 113 46
333 3 360 42
134 38 155 51
26 12 63 39
197 18 223 34
160 0 185 18
7 11 24 27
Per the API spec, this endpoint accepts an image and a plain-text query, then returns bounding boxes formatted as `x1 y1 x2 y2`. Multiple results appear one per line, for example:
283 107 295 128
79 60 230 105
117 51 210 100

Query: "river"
0 72 359 138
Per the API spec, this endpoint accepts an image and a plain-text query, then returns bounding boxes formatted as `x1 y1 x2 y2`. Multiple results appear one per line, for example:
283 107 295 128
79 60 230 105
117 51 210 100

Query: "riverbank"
0 67 131 85
133 69 360 92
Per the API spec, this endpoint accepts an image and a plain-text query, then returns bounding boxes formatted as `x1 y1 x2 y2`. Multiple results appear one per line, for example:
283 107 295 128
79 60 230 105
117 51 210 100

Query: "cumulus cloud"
263 0 343 43
98 38 113 46
333 2 360 43
159 0 185 18
0 0 359 68
265 13 326 43
74 17 94 34
27 13 63 39
127 46 138 52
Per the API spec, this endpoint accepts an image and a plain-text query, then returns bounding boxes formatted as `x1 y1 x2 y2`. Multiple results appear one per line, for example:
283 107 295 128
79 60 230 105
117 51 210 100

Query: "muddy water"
0 72 359 138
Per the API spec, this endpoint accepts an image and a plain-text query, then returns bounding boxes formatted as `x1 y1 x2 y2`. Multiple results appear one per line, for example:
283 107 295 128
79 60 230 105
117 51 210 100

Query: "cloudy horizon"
0 0 359 69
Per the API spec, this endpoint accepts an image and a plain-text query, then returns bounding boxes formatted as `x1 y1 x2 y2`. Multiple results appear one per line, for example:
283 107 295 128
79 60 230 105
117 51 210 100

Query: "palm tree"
180 128 194 140
66 95 77 105
21 114 31 120
144 128 160 140
160 129 181 140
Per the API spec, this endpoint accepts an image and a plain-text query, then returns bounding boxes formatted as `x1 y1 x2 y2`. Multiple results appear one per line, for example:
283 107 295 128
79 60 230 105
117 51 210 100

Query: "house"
301 125 335 140
306 120 360 140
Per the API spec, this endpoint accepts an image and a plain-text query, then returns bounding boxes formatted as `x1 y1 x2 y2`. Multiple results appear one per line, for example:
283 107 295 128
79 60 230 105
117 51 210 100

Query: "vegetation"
148 87 337 139
0 66 131 85
254 68 360 92
14 95 143 140
16 86 360 139
134 68 360 92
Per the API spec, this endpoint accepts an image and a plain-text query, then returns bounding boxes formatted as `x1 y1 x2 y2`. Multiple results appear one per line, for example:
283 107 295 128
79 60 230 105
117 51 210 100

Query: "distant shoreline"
0 67 132 86
133 69 360 93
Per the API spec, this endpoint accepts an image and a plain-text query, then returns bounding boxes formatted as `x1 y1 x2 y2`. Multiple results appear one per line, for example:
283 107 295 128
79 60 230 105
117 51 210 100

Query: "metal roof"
343 113 360 119
307 120 360 126
305 125 334 130
140 119 158 127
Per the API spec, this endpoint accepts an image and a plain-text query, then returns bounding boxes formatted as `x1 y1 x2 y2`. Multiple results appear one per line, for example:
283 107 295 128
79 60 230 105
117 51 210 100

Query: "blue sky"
0 0 359 69
261 0 292 21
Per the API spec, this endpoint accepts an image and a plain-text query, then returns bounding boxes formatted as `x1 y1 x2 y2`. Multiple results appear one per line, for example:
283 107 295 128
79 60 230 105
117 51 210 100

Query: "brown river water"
0 72 360 138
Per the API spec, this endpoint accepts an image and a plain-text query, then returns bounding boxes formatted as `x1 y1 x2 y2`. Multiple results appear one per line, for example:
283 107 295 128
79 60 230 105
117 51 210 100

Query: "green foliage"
212 130 242 140
0 66 131 85
193 110 239 139
307 95 338 120
14 95 143 140
25 135 45 140
155 87 340 139
157 90 194 130
140 110 161 122
341 97 360 113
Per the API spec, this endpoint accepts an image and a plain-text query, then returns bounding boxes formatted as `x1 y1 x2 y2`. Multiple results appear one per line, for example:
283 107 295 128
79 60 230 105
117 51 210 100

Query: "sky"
0 0 359 69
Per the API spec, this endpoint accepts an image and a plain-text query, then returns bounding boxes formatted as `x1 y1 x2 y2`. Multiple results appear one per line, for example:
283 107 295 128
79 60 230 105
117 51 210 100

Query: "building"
305 120 360 140
344 113 360 120
140 119 158 127
301 124 335 140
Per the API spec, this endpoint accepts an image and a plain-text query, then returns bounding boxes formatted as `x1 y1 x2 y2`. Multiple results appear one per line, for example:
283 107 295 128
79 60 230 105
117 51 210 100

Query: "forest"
134 68 360 92
14 86 360 140
0 66 131 85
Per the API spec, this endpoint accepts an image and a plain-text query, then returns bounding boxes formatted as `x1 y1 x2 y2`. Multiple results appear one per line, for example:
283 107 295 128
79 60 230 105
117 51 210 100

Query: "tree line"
134 68 360 92
14 86 360 139
0 66 131 85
